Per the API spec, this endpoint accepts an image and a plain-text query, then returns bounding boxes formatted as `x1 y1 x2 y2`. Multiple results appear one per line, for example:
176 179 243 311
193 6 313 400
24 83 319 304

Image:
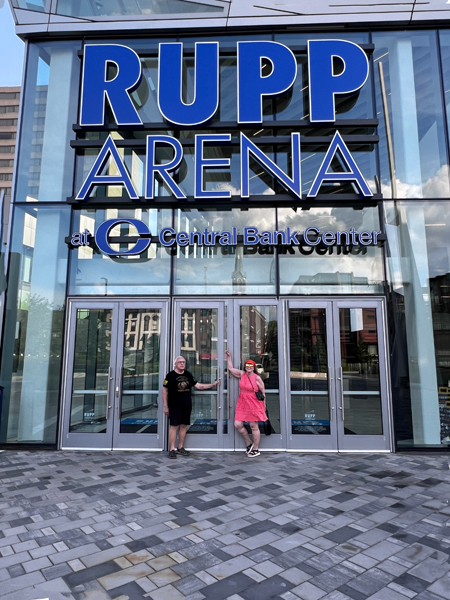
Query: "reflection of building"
241 306 267 361
180 308 217 367
0 86 20 237
232 246 247 293
124 311 161 351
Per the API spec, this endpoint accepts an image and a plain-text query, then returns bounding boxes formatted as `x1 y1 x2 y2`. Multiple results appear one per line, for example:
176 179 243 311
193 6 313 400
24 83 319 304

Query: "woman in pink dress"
226 349 266 457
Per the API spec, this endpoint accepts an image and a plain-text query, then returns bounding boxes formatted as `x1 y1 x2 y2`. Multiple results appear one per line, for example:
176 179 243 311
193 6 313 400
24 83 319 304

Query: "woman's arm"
256 375 266 406
256 375 265 394
225 349 244 378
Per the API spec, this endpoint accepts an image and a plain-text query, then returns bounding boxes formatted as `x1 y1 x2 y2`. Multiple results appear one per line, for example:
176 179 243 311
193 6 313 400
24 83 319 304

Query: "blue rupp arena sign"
75 40 374 202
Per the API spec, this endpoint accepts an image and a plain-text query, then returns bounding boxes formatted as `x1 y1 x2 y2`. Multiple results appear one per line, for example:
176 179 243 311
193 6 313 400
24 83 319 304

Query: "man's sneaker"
247 449 260 457
168 449 177 459
246 443 254 454
177 447 190 456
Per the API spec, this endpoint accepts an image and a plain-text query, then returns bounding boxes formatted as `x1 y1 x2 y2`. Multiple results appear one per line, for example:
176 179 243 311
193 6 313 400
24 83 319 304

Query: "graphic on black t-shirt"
163 370 198 404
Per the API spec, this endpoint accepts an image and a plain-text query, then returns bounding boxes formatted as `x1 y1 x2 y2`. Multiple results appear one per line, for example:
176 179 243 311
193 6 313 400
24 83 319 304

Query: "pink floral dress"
234 373 267 422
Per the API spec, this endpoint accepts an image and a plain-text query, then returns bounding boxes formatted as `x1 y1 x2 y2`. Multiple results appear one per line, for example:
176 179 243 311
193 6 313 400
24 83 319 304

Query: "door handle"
106 366 113 420
216 367 221 412
337 367 345 420
116 367 123 417
328 367 334 421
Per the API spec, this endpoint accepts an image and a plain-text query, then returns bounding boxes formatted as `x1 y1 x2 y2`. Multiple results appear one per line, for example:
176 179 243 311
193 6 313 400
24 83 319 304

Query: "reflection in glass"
374 31 449 199
174 209 276 295
119 309 161 434
69 208 172 295
339 308 382 435
56 0 223 17
15 40 81 202
279 206 384 294
384 201 449 447
183 308 218 434
289 308 330 435
69 309 111 433
0 206 70 444
240 305 280 433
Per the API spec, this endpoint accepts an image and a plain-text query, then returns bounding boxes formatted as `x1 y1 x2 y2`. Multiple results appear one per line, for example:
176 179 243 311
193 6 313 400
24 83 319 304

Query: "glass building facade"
2 1 450 452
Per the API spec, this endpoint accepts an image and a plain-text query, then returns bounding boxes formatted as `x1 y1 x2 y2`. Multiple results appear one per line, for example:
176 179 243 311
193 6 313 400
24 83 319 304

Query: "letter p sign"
308 40 369 122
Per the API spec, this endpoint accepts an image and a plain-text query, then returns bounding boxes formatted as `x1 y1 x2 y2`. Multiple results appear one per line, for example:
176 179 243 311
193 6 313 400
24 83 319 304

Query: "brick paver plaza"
0 451 449 600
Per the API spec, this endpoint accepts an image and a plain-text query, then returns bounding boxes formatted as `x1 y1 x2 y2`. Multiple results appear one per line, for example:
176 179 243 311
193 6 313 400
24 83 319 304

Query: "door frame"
284 296 394 453
233 298 286 451
59 297 169 451
333 298 393 452
284 299 338 451
172 299 228 450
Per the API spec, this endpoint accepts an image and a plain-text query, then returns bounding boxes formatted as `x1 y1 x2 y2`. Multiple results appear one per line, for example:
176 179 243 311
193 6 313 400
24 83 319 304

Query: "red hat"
244 360 257 368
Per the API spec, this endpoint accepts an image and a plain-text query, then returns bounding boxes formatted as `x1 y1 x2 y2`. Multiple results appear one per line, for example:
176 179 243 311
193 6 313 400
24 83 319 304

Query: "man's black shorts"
168 401 192 426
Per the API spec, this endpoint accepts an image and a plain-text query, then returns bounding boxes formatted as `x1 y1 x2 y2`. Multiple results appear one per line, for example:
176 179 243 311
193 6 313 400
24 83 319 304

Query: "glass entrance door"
173 300 286 451
287 299 391 452
60 300 168 450
232 300 286 450
173 301 228 449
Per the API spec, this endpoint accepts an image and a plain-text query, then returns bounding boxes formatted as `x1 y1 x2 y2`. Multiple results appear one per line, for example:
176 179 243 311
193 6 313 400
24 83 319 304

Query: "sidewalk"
0 450 449 600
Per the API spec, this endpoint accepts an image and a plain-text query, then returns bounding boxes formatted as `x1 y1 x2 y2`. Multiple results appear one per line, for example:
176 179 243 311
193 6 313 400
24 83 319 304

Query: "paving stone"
63 560 121 588
201 572 255 599
427 574 450 598
291 580 327 600
280 568 312 586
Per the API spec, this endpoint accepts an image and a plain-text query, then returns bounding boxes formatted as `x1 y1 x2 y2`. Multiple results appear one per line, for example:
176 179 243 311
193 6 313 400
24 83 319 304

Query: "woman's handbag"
246 373 265 401
264 408 275 436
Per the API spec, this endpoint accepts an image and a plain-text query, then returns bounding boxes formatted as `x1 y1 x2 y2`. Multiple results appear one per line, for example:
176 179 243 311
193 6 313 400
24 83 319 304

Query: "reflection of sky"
0 3 24 86
278 206 384 288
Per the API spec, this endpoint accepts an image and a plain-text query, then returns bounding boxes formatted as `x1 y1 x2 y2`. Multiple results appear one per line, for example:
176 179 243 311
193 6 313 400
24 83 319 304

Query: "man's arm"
162 386 169 415
194 380 220 390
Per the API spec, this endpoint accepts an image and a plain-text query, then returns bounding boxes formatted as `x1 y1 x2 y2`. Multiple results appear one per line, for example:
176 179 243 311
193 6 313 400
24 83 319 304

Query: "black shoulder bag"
246 372 265 401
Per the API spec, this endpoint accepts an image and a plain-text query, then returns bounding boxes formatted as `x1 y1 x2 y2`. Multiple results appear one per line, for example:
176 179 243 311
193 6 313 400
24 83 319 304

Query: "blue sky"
0 1 25 86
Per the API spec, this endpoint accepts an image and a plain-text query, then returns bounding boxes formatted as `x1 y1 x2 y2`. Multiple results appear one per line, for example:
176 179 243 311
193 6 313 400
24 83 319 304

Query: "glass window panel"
240 305 280 433
289 308 330 435
12 0 49 12
277 144 377 197
279 206 384 294
69 309 111 433
69 208 172 295
275 33 370 45
182 308 218 434
384 200 450 447
16 41 81 202
56 0 224 17
339 308 383 436
181 144 276 197
120 309 161 434
75 145 147 199
173 208 276 295
0 206 70 444
374 31 449 198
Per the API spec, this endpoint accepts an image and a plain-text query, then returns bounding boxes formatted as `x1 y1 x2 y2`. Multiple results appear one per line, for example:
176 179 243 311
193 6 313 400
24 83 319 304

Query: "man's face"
176 359 186 369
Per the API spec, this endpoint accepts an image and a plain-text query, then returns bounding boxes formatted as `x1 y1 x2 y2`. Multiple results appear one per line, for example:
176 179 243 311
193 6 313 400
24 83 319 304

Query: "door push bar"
328 367 334 421
116 366 123 417
106 366 113 420
337 367 345 421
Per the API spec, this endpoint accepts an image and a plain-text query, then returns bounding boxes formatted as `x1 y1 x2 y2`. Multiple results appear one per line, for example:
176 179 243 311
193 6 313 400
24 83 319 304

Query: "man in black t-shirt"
163 356 220 459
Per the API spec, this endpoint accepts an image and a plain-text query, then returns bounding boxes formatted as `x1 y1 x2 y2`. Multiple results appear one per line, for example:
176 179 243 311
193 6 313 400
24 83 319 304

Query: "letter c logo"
95 219 151 256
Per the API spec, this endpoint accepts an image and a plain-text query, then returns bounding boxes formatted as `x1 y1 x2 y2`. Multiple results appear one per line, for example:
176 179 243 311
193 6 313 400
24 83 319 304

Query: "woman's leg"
249 422 260 450
234 420 252 446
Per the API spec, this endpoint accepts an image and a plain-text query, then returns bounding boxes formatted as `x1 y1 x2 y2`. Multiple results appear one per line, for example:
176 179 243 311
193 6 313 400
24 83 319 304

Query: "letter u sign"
79 40 369 127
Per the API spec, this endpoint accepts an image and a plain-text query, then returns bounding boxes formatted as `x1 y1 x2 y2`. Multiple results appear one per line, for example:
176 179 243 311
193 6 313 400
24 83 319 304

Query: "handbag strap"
246 372 256 391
